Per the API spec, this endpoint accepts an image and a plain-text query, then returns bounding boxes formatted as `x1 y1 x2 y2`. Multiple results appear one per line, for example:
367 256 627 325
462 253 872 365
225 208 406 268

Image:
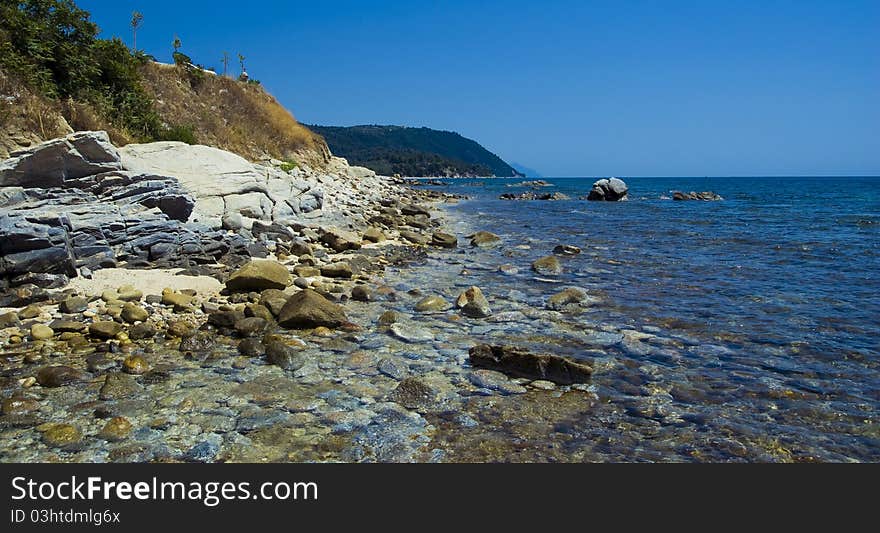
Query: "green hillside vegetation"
0 0 327 164
309 124 520 177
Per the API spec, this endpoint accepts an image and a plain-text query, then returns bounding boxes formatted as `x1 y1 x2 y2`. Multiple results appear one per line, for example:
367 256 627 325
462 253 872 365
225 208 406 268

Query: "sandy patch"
62 268 223 298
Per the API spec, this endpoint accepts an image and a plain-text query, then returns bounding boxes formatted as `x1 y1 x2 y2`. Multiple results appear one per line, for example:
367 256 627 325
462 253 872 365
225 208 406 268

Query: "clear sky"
78 0 879 177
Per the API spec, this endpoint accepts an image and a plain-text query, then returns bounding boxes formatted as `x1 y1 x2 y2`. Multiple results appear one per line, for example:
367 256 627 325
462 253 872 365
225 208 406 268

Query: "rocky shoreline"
0 131 607 463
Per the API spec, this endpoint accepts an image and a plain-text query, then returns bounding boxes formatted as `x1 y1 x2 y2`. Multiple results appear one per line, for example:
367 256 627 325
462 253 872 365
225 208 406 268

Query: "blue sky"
78 0 879 176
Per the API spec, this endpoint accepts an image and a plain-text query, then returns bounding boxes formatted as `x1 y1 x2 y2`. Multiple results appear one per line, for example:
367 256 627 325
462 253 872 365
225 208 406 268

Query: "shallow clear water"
409 176 880 461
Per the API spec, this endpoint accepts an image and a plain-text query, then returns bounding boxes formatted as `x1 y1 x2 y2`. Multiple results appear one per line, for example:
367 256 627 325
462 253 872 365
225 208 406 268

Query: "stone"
1 396 41 416
469 344 593 385
672 191 723 201
377 358 406 380
455 286 492 318
547 287 593 311
245 303 275 323
265 339 305 370
238 338 266 357
351 285 372 302
36 366 85 388
362 227 386 243
226 260 291 292
293 266 321 277
532 255 562 275
553 245 582 256
128 322 157 340
221 212 244 231
259 289 289 317
378 311 398 326
0 311 20 328
320 262 353 279
0 131 122 188
389 377 437 410
468 370 528 395
99 417 133 441
165 321 194 338
399 230 429 245
121 302 149 323
49 320 86 333
234 317 269 337
431 232 458 249
122 355 150 375
401 204 430 217
389 322 434 343
161 289 194 311
59 296 89 314
178 333 216 355
469 231 502 247
18 304 42 319
41 424 82 448
116 286 144 302
587 177 629 201
99 373 141 400
89 321 123 339
278 289 347 329
415 295 451 313
320 228 362 253
30 324 54 340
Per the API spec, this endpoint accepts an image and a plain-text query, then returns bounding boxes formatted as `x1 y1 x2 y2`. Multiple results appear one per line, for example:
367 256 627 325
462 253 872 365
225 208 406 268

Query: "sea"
406 176 879 461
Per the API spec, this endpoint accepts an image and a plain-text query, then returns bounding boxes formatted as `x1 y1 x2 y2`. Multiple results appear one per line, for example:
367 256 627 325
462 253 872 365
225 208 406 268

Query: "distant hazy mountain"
308 124 520 177
510 162 543 178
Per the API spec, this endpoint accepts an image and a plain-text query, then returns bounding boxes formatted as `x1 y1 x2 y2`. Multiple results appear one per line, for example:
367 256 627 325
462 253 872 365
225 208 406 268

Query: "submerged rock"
532 255 562 275
469 231 501 248
468 344 593 385
587 178 628 201
431 232 458 248
389 322 435 343
415 295 451 313
36 366 86 388
456 286 492 318
553 244 581 256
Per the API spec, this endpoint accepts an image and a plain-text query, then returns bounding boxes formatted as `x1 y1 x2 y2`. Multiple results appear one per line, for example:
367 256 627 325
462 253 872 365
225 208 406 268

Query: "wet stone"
389 377 438 410
0 311 21 328
49 320 86 333
415 295 451 313
238 338 266 357
128 322 157 340
121 303 149 323
265 340 305 371
42 424 82 449
122 355 150 375
389 322 435 343
468 370 528 395
1 396 41 416
378 358 406 380
99 417 133 441
36 366 86 388
234 317 269 337
87 354 117 373
18 304 42 319
99 373 142 400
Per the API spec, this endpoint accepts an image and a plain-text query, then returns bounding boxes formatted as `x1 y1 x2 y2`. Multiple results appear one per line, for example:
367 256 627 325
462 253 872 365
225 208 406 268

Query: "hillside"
308 125 520 177
0 0 328 165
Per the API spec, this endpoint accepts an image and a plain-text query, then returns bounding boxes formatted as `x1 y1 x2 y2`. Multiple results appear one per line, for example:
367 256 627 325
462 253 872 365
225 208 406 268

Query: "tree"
238 53 246 73
172 34 181 54
130 11 143 52
221 51 229 77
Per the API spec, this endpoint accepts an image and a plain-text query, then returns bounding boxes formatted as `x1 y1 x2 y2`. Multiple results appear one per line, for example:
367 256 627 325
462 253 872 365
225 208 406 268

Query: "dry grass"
0 69 71 156
139 63 329 166
0 64 329 166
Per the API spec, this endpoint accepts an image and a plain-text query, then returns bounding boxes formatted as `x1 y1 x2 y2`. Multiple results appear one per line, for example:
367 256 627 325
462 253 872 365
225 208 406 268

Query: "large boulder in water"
587 178 628 201
469 344 593 385
278 289 347 329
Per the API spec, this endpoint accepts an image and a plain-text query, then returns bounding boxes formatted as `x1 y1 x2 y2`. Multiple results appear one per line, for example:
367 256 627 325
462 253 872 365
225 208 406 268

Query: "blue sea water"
420 176 880 461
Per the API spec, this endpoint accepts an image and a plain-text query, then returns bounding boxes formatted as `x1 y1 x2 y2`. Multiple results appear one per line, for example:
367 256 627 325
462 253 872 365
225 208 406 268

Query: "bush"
279 159 298 172
158 124 197 144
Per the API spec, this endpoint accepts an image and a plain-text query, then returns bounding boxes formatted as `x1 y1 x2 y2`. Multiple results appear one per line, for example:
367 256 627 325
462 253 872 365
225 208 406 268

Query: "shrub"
280 159 298 172
158 124 197 145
